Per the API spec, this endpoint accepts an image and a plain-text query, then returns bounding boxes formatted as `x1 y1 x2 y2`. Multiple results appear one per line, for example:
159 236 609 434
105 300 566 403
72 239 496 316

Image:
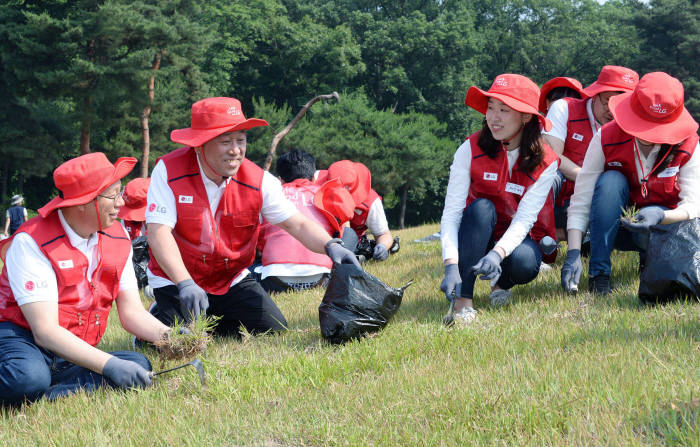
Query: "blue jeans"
457 199 542 298
588 170 655 278
0 322 152 406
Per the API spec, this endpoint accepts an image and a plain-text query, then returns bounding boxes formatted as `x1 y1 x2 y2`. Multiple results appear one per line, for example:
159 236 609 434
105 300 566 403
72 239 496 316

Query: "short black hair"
547 86 581 103
276 149 317 183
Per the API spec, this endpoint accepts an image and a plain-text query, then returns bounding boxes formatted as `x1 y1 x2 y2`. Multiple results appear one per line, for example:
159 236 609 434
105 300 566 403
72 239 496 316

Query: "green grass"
1 223 699 446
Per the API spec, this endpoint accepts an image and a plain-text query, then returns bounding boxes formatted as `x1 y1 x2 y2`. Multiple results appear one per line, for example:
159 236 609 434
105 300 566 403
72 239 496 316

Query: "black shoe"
589 275 611 295
389 236 400 254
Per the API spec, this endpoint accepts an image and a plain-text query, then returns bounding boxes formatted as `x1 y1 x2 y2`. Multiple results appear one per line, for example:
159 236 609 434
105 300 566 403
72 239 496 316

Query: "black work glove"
560 249 582 294
102 357 152 389
176 279 209 321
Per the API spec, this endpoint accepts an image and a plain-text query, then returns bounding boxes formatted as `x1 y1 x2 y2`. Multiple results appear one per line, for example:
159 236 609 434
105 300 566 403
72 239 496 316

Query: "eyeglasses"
97 186 125 203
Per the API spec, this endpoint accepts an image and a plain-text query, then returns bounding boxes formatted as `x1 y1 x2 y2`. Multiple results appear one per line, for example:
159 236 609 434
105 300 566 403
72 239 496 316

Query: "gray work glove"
325 239 362 268
472 250 503 281
560 249 582 294
102 357 152 389
620 207 665 233
372 243 389 261
440 264 461 302
176 279 209 321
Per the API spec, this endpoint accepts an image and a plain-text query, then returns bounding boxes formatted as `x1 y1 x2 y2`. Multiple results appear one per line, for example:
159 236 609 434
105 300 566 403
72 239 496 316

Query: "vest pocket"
177 205 206 244
220 211 259 255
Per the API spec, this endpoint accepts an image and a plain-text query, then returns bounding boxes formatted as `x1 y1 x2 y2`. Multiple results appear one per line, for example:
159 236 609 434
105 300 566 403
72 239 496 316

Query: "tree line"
0 0 697 227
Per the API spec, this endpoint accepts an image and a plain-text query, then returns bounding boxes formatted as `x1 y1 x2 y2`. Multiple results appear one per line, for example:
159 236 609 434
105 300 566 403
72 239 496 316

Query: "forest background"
0 0 697 228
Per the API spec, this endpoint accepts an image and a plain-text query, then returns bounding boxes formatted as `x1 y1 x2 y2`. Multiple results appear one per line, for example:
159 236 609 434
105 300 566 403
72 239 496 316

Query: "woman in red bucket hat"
439 74 560 325
257 150 355 293
562 72 700 295
538 76 585 114
0 153 176 405
543 66 639 242
145 97 360 336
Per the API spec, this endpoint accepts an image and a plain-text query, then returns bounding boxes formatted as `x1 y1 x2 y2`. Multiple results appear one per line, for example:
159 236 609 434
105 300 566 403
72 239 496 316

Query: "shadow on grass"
562 317 700 348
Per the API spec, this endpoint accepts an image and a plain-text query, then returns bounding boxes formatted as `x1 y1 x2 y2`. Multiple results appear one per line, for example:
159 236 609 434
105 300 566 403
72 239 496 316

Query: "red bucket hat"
118 177 151 221
608 72 699 145
581 66 639 97
39 153 137 218
170 97 269 148
538 77 585 113
327 160 372 205
313 178 355 235
465 74 552 131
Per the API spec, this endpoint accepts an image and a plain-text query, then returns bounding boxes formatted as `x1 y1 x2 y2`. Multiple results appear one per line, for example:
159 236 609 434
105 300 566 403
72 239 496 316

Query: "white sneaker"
489 289 511 307
453 306 477 325
539 262 553 272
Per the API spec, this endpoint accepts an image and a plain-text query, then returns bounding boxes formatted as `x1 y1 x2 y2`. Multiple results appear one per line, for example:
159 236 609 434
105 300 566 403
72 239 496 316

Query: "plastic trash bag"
318 263 412 344
639 218 700 304
131 236 150 290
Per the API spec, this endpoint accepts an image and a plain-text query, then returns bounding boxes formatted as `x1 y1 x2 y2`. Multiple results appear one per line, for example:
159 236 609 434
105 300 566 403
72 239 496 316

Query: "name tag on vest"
505 182 525 196
483 172 498 181
178 195 193 204
607 161 622 167
572 133 584 141
657 166 680 178
58 260 74 269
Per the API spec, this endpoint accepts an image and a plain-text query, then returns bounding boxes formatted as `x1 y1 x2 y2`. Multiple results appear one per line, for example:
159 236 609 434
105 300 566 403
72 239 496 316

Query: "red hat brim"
609 93 699 145
581 82 635 98
38 157 137 218
327 161 372 206
465 86 552 132
118 204 146 222
170 118 269 148
313 178 355 235
538 77 585 113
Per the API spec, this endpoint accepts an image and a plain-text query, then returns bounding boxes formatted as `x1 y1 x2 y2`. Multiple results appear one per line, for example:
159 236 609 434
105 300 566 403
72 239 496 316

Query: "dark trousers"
152 275 288 336
0 322 151 406
457 199 542 298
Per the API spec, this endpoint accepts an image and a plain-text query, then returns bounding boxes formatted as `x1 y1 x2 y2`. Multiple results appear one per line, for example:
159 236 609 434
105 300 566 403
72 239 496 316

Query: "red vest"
123 220 144 240
0 212 131 347
556 97 595 206
350 189 382 237
466 132 559 262
260 179 333 269
148 147 264 295
601 122 698 209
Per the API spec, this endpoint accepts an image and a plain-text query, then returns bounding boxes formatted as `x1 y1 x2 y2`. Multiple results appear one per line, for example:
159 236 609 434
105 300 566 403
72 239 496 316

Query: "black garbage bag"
639 218 700 304
131 236 150 289
319 263 412 344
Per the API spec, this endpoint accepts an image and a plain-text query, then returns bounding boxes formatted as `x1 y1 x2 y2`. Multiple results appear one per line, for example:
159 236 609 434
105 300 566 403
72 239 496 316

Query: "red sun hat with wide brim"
581 65 639 98
465 73 552 132
313 178 356 235
538 77 585 113
118 177 151 221
39 153 137 218
170 97 269 148
327 160 372 206
608 72 699 145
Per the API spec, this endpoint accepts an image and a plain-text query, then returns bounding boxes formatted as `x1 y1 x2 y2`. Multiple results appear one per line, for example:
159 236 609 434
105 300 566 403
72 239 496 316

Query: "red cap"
609 72 699 145
538 77 585 113
327 160 372 206
39 153 137 218
313 178 355 235
118 177 151 221
465 74 552 131
581 66 639 97
170 97 268 147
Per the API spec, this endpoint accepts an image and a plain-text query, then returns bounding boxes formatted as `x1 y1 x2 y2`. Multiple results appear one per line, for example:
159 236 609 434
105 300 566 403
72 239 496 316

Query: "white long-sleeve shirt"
567 133 700 232
440 139 557 261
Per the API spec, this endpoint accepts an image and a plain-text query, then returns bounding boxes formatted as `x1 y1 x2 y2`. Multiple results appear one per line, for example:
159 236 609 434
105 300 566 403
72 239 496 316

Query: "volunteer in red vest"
258 150 355 293
146 97 360 335
119 177 150 239
562 72 700 295
0 153 174 406
539 77 584 116
543 66 639 240
440 74 559 324
318 160 394 262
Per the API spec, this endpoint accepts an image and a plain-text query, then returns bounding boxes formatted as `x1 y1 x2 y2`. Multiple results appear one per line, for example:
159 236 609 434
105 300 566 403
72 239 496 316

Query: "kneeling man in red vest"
146 97 360 335
0 153 175 406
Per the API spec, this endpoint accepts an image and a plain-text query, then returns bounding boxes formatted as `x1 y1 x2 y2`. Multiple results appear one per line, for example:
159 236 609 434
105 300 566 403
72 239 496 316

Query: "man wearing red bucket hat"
563 72 700 295
543 66 639 241
440 74 560 324
146 97 360 334
317 160 395 262
538 77 584 115
0 153 175 405
257 150 355 293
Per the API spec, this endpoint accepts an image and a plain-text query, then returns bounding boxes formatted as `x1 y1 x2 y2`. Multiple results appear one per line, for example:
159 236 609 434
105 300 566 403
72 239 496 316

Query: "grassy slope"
1 223 698 446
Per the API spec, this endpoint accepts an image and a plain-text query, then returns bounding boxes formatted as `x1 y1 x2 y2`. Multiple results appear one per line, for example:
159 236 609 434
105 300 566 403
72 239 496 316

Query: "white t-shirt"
365 198 390 237
146 155 298 289
5 210 137 307
543 98 601 144
567 134 700 232
440 139 557 261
